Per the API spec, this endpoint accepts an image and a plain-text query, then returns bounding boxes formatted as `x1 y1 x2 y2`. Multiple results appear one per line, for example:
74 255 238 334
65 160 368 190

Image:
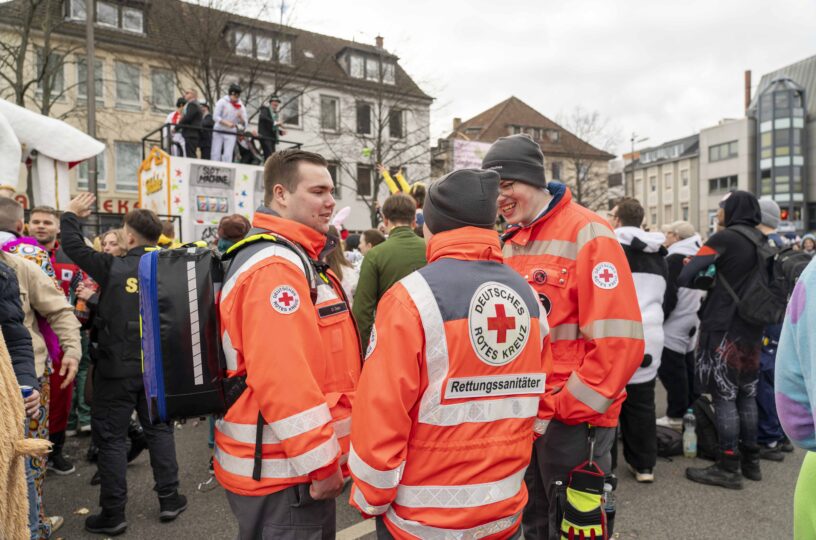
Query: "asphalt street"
45 384 801 539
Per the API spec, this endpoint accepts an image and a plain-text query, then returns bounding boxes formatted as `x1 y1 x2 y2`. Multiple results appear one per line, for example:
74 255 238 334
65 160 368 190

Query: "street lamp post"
86 0 98 208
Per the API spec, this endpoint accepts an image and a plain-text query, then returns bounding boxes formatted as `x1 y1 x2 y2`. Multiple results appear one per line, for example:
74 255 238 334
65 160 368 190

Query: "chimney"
375 35 384 49
744 70 752 112
453 117 462 131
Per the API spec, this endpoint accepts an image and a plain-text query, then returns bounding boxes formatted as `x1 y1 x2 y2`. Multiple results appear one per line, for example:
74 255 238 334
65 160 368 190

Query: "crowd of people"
162 84 286 165
2 133 815 539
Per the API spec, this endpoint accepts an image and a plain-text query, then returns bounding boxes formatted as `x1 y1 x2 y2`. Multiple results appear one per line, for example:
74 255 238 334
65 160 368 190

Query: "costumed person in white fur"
658 221 704 429
211 83 247 163
608 197 668 483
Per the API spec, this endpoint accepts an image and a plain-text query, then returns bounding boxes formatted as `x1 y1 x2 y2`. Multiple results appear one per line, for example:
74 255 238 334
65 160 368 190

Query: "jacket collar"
426 227 502 264
667 234 702 257
503 182 571 246
252 206 326 259
388 226 415 238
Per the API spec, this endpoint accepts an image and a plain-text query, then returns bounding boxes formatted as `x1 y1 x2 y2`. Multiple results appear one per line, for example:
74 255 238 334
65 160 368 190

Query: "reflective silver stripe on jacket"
221 245 304 304
394 466 526 509
516 239 579 260
348 445 404 489
352 487 390 516
580 319 644 341
333 416 351 439
216 403 332 444
534 418 550 435
549 324 579 343
214 434 339 478
565 372 614 414
385 508 521 540
401 272 540 426
222 329 239 371
576 221 617 251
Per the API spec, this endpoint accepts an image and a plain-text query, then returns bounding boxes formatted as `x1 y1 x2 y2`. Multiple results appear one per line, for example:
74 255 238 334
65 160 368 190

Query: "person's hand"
375 163 387 174
59 357 79 388
309 467 344 500
67 193 95 218
76 286 94 301
223 120 234 129
24 389 40 418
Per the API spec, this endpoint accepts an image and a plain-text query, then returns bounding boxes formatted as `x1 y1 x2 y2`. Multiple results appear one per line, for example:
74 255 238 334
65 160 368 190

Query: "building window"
349 55 364 78
681 169 689 187
389 108 404 139
77 148 107 191
114 142 141 192
320 96 338 131
681 204 689 221
708 140 738 162
356 164 372 197
551 161 561 181
651 211 657 225
793 167 803 193
760 169 772 196
664 172 673 190
775 130 790 157
122 7 143 32
278 91 300 127
664 205 672 221
256 36 273 61
365 57 378 82
708 175 738 194
649 176 656 192
115 62 141 109
793 129 803 156
356 102 371 135
76 57 104 102
36 49 65 95
234 30 253 57
546 129 559 143
67 0 87 19
97 1 118 27
150 68 175 112
327 161 340 199
383 62 395 84
278 40 292 64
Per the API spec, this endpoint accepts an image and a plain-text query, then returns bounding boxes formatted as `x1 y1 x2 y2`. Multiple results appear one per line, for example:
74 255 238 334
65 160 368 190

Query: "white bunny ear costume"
331 206 351 229
0 110 21 193
0 98 104 208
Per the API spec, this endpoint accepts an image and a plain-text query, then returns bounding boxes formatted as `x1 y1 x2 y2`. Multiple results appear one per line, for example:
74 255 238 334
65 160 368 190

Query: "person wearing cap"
164 97 187 157
212 83 247 163
482 134 644 539
176 88 202 159
349 168 552 539
657 220 704 431
755 199 797 460
258 95 287 162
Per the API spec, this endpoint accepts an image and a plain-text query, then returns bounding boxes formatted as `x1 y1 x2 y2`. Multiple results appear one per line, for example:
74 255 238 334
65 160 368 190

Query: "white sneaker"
79 424 92 434
65 428 78 437
627 463 655 483
656 416 683 430
48 515 64 533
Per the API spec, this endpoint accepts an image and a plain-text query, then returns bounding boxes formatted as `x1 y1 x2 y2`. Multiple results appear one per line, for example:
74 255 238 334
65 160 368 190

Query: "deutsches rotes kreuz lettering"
468 282 531 366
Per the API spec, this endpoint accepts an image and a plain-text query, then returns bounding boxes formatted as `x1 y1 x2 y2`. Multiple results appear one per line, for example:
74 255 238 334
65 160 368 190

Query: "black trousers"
657 347 696 418
91 372 179 510
185 137 200 159
260 139 277 163
618 378 657 470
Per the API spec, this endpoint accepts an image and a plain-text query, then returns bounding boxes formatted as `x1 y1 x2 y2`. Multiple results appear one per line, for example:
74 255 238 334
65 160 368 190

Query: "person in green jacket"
352 193 427 349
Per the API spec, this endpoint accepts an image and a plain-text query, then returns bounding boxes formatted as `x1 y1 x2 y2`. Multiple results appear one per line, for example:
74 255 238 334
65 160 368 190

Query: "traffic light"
780 208 790 221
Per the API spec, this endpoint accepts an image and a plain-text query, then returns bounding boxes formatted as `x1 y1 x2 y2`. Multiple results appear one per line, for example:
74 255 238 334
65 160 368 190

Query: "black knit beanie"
424 169 499 234
481 134 547 188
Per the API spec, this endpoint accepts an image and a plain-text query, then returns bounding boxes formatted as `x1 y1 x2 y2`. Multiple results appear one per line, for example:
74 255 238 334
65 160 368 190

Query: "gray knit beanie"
424 169 499 234
758 198 781 229
481 134 547 188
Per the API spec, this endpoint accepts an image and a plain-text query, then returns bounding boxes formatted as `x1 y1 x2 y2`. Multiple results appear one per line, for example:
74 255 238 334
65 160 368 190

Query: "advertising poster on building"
138 147 172 215
453 139 492 170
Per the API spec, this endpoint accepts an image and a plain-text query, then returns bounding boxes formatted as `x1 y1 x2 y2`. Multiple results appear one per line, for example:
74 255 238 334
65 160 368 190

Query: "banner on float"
452 139 492 170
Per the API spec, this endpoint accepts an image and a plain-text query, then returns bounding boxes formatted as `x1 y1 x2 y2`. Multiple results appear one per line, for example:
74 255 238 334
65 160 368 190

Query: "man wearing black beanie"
484 135 644 539
348 168 553 539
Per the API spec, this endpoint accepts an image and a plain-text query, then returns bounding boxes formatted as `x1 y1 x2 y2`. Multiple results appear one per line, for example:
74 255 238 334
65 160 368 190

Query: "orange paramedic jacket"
214 210 362 496
349 227 554 539
503 184 644 428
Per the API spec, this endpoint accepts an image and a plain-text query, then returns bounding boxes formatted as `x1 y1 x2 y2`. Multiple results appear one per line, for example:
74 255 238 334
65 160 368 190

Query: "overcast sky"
291 0 815 155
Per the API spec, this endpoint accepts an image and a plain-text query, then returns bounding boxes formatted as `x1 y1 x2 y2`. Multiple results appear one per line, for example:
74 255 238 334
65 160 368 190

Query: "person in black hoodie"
679 190 764 490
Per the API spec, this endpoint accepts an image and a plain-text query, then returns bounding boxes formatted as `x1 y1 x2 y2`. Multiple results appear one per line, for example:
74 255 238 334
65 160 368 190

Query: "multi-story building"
627 135 700 231
0 0 432 230
698 118 755 234
432 96 615 212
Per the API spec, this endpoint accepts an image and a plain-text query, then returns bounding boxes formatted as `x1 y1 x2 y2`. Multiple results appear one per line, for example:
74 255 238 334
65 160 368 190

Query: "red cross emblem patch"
270 285 300 314
468 282 531 366
592 262 619 290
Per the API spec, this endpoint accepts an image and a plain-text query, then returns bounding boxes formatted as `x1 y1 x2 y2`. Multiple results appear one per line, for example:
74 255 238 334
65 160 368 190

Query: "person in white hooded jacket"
608 198 668 483
658 221 704 429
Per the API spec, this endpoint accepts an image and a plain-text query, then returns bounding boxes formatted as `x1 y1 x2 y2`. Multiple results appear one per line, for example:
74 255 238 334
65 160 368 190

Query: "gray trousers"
521 420 615 540
226 483 335 540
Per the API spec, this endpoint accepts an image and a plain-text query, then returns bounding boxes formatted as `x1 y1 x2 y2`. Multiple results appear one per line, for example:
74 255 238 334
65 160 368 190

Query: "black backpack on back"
718 225 787 327
775 246 813 298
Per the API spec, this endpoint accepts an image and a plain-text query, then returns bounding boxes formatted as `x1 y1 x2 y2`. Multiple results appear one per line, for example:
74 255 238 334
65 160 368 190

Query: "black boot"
158 490 188 522
686 450 743 490
85 506 127 536
740 444 762 481
48 431 76 475
127 419 147 462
